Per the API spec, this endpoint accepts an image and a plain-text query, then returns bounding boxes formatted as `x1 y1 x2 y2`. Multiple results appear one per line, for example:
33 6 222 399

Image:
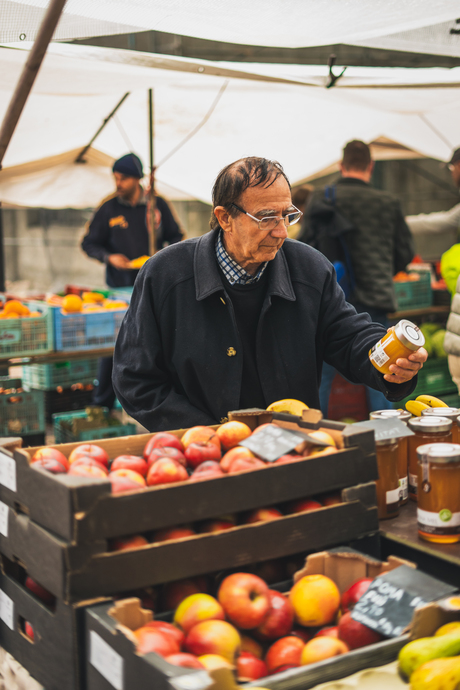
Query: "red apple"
146 457 188 486
184 619 241 663
265 635 304 673
24 621 34 641
68 444 109 467
162 577 209 611
340 578 373 613
134 626 180 656
111 455 148 477
216 421 252 450
301 636 349 664
174 593 225 633
275 454 305 465
220 446 255 472
154 527 196 542
228 457 266 473
322 493 342 505
25 577 55 605
338 612 383 649
254 589 294 640
111 535 149 551
144 621 185 647
189 461 225 481
200 520 235 533
31 447 69 471
245 508 283 524
181 426 221 452
218 573 270 629
237 651 268 681
68 463 108 479
144 433 184 459
185 442 222 470
314 626 339 638
291 627 314 643
287 498 323 513
240 635 264 659
109 468 146 493
147 446 187 468
69 457 109 474
166 653 204 669
31 457 68 474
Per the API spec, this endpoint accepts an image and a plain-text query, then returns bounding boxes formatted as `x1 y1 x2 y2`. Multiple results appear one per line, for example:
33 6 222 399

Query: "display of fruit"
398 626 460 680
406 394 452 416
415 395 448 408
0 299 45 319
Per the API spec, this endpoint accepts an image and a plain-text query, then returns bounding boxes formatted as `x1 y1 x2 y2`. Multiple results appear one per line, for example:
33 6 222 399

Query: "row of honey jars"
421 407 460 444
375 437 400 519
408 416 453 501
416 442 460 544
370 409 411 509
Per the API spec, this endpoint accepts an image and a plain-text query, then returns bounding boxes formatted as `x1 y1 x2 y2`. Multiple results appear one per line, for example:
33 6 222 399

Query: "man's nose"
271 220 289 239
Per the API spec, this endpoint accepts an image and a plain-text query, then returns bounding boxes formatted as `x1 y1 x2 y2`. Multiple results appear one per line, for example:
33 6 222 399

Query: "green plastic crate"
393 271 432 311
22 358 99 391
0 377 45 436
395 357 457 407
52 408 136 444
0 298 53 357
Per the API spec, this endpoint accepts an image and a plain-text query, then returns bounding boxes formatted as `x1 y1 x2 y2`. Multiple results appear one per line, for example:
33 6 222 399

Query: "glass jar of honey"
407 416 452 502
417 443 460 544
370 409 411 505
375 437 400 519
369 320 425 375
422 407 460 444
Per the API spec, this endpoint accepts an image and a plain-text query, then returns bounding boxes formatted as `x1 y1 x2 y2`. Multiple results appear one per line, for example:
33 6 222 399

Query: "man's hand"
108 254 131 269
383 347 428 384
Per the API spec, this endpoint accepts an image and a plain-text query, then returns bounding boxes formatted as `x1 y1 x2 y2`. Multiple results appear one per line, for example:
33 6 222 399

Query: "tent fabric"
2 0 460 49
352 18 460 58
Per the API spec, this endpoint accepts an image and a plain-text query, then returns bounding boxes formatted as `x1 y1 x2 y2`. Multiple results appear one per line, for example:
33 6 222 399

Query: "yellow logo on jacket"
109 215 128 229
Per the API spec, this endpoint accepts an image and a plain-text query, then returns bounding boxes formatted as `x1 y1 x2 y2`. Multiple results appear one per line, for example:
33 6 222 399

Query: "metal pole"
75 92 130 163
0 0 67 167
147 88 157 255
0 205 4 292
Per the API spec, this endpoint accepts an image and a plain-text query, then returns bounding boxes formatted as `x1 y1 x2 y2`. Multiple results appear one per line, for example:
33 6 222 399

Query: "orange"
5 312 20 319
289 575 340 627
82 291 105 303
62 294 83 313
28 311 42 317
4 299 29 316
102 299 128 310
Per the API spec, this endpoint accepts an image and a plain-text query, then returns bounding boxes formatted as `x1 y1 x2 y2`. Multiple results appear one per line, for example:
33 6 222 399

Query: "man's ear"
214 206 232 231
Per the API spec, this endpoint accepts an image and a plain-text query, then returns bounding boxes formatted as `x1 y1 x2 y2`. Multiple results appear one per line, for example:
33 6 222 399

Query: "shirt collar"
118 187 147 207
215 230 268 285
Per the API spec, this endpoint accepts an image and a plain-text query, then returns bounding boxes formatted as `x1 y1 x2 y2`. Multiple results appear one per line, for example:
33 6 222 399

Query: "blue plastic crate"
22 358 99 390
393 271 432 311
52 408 135 443
53 307 127 352
0 297 53 358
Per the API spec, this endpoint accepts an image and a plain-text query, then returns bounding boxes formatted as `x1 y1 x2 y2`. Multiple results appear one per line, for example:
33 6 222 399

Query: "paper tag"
0 452 17 492
90 631 124 690
0 501 9 537
0 589 14 630
240 424 314 462
352 418 414 441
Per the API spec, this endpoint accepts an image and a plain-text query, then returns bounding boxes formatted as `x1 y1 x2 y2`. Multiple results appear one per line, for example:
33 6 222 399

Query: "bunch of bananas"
405 395 449 417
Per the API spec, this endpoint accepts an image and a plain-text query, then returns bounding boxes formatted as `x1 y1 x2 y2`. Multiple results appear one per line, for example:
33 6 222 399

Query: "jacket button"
227 347 236 357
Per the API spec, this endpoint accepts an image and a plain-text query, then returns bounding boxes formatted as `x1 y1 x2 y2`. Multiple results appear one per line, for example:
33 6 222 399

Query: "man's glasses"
231 203 303 232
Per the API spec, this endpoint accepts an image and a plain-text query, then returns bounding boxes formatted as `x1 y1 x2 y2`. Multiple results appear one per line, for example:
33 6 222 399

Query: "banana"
416 395 449 408
405 400 430 416
266 398 309 416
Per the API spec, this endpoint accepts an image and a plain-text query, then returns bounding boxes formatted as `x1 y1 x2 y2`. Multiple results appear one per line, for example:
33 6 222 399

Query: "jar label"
399 476 408 501
409 472 418 496
418 508 460 535
369 342 390 368
386 487 400 513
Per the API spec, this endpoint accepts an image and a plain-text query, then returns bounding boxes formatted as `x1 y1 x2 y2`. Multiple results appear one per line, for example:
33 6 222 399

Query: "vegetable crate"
0 385 45 436
22 358 99 391
393 271 432 311
0 299 53 358
53 308 126 351
52 409 136 444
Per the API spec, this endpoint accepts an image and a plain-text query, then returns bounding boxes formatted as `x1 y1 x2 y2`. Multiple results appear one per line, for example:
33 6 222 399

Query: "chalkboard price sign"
240 425 317 462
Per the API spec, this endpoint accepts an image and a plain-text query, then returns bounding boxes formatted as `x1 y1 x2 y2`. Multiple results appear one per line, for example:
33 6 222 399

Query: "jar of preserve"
375 437 400 519
417 443 460 544
369 320 425 375
422 407 460 444
370 409 411 504
407 416 452 502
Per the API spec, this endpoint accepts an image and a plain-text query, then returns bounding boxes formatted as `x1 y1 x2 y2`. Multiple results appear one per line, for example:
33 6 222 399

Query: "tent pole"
147 88 157 255
0 205 4 292
0 0 67 168
75 92 130 163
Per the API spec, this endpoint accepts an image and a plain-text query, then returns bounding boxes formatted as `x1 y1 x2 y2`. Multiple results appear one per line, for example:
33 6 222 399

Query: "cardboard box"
0 483 378 602
0 412 378 544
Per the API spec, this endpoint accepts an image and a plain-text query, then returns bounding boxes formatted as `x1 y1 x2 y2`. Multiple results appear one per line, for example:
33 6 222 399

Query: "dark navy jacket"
112 229 416 431
81 193 183 287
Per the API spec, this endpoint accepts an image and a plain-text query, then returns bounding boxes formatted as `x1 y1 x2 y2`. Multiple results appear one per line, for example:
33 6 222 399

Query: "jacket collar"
337 177 369 187
194 228 296 302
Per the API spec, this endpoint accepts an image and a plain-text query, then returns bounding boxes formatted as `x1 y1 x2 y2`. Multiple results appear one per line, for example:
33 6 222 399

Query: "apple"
245 508 283 524
287 498 323 513
31 457 68 474
24 621 34 641
275 454 305 465
184 619 241 663
143 621 185 647
220 447 255 472
185 443 222 470
322 493 342 506
337 611 383 649
314 626 339 638
134 626 180 656
254 589 294 641
161 577 209 611
301 636 349 665
181 426 221 452
111 455 148 477
289 575 340 627
144 433 184 459
189 461 224 481
200 519 235 533
31 447 69 471
68 444 109 467
216 421 252 450
309 447 338 457
174 593 225 633
25 577 55 605
68 463 108 479
165 653 204 669
218 573 270 629
240 635 263 659
291 627 313 643
109 468 146 493
265 635 304 673
307 430 337 447
237 652 268 681
197 654 235 671
111 535 149 551
340 578 373 613
154 527 196 542
69 457 109 474
146 457 188 486
147 446 187 468
228 457 266 473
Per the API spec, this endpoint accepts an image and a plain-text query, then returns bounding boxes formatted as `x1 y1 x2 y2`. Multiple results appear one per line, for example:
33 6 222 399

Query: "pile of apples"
127 571 382 682
30 421 338 494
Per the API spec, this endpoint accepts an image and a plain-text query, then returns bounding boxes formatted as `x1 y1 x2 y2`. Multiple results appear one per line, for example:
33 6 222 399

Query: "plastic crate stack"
0 377 45 447
52 407 135 444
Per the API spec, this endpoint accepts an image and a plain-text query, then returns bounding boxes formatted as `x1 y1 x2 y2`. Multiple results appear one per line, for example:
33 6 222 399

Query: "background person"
112 156 425 432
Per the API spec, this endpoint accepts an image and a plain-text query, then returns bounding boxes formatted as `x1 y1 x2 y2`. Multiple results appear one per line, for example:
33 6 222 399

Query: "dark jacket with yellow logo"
81 193 183 287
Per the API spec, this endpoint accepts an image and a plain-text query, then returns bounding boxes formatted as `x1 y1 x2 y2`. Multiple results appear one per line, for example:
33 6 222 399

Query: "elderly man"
113 157 426 431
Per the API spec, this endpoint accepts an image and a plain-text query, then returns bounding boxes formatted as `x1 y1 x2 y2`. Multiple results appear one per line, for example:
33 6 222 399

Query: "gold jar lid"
416 442 460 464
422 407 460 422
375 437 399 446
408 416 452 433
370 409 411 422
394 320 425 350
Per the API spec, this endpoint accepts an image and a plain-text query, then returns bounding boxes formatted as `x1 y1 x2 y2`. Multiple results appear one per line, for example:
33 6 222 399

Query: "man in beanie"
81 152 183 408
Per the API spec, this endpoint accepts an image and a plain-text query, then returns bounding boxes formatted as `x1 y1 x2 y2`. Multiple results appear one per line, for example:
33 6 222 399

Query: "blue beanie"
112 153 143 178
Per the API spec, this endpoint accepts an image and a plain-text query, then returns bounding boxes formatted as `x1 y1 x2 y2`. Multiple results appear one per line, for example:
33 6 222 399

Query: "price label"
240 425 316 462
0 501 9 537
90 631 124 690
352 418 414 442
0 589 14 630
0 452 17 492
352 565 456 638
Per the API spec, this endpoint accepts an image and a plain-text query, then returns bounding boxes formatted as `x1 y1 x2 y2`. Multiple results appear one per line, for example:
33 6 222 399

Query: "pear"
398 630 460 679
410 657 460 690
